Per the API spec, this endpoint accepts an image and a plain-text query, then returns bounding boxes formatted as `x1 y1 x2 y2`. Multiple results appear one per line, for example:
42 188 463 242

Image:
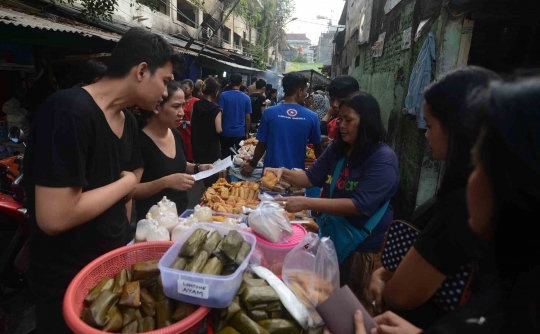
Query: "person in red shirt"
179 79 199 161
320 75 360 141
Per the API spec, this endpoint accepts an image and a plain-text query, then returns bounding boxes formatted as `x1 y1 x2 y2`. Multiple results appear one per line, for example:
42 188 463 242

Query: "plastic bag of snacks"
193 205 213 222
248 201 293 243
159 196 178 217
156 210 179 233
135 215 159 242
281 233 340 326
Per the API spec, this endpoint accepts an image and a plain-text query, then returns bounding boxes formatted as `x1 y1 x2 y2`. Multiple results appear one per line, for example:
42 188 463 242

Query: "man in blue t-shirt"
241 72 323 175
218 73 252 159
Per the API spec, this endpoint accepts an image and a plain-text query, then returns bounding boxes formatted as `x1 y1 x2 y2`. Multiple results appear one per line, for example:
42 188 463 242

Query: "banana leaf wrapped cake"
80 259 198 333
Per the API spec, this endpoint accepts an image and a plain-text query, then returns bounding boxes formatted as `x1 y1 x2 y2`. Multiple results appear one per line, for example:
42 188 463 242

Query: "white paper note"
192 157 232 181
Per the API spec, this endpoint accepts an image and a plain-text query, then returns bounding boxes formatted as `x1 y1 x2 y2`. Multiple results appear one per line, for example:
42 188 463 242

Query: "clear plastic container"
158 223 257 308
179 209 248 224
254 224 307 276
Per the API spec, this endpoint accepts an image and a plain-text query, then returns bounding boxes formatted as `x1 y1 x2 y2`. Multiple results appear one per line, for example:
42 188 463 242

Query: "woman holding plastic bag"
267 91 399 312
133 81 213 221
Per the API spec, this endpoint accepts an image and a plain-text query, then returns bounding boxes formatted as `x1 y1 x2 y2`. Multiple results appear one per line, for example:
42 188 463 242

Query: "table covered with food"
63 173 340 334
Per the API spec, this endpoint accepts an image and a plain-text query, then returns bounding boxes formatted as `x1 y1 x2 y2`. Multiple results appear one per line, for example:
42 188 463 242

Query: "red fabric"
178 97 199 161
328 117 339 139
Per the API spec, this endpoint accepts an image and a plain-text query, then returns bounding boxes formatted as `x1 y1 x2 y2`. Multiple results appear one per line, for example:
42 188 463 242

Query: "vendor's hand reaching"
323 310 367 334
167 173 195 191
373 312 422 334
241 162 255 176
264 168 284 181
277 196 309 213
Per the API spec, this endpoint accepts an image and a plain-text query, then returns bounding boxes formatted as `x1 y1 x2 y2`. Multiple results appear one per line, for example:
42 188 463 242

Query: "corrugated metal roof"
0 6 121 41
0 6 197 55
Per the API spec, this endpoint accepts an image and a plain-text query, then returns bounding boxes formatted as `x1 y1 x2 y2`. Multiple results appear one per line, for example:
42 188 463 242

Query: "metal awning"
0 6 120 41
296 69 331 86
0 6 197 55
201 54 260 72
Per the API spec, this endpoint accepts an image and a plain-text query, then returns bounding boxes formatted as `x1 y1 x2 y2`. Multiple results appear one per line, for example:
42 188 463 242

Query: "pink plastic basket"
254 224 307 275
63 241 210 334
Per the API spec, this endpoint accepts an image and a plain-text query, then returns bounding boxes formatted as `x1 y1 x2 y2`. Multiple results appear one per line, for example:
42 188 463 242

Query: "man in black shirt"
24 28 183 333
249 79 269 133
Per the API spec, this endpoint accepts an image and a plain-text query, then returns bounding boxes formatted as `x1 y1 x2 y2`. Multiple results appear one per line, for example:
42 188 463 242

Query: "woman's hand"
199 164 213 171
264 168 284 181
278 196 310 213
373 312 422 334
368 267 393 312
241 162 255 176
323 310 367 334
167 173 195 191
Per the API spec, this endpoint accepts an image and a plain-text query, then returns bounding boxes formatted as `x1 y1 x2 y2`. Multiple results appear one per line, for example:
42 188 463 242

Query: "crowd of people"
21 27 540 333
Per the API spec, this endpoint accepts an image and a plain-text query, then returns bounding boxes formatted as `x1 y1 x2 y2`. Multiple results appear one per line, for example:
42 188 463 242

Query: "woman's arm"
382 247 446 310
133 167 196 199
280 169 313 188
280 197 360 216
215 111 222 134
132 168 169 200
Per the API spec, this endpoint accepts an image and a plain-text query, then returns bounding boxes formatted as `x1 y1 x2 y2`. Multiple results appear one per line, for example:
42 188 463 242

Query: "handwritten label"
177 279 209 299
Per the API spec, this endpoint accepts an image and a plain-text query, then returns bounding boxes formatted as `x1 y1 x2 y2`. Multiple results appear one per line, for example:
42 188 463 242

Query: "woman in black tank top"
132 81 213 220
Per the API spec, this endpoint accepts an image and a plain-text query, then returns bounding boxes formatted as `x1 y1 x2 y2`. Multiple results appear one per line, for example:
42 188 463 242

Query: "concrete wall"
336 0 472 218
318 33 334 65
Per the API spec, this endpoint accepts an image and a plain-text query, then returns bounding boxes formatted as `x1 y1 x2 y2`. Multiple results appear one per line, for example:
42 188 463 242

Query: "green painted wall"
342 0 457 218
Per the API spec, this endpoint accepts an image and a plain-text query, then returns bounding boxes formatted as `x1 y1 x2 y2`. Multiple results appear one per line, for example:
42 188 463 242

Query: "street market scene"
1 0 540 333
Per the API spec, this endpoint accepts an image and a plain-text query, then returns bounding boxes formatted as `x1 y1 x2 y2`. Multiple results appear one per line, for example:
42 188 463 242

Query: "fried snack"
213 215 226 222
221 187 230 197
260 172 278 189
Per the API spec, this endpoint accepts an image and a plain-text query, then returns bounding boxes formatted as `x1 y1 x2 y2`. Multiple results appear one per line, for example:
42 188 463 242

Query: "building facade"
331 0 540 218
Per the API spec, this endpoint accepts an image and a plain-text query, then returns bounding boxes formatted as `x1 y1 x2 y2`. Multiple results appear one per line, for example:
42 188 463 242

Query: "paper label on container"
192 157 232 181
177 279 209 299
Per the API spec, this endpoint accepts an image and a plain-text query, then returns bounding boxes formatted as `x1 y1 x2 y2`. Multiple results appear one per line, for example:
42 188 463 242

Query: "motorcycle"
0 127 28 299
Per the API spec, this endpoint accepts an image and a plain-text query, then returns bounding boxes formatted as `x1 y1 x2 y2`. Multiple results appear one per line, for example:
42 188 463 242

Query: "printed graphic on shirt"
286 109 298 117
325 167 359 192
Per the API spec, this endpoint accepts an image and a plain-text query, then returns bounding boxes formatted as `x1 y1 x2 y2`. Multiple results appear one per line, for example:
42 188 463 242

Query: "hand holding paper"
192 157 233 181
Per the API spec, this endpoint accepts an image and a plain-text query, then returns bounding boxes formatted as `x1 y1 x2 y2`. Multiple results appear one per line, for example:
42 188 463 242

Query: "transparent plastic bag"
222 217 237 229
282 233 340 326
248 201 293 243
156 210 179 233
171 223 190 242
147 226 170 241
148 205 161 219
193 205 213 222
135 215 159 242
158 196 178 217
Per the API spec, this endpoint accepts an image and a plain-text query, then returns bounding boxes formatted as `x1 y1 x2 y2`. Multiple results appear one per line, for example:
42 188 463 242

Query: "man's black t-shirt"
136 128 188 220
249 93 265 123
24 87 142 290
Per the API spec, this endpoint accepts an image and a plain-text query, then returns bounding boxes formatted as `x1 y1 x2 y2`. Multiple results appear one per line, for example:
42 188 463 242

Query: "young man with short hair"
241 72 323 175
79 59 107 86
320 75 360 140
249 78 270 132
24 27 182 333
218 73 252 158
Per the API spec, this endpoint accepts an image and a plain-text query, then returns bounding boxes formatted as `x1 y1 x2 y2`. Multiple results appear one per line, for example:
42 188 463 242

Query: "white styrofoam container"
158 223 256 308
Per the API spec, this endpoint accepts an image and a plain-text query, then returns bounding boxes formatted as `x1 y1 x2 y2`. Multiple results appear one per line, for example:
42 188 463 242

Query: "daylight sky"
284 0 345 46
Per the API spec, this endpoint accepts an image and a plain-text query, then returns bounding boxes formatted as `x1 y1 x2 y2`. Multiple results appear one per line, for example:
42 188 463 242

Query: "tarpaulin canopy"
296 69 331 88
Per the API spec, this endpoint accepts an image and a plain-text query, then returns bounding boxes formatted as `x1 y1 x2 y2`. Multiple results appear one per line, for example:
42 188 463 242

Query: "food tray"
158 223 257 308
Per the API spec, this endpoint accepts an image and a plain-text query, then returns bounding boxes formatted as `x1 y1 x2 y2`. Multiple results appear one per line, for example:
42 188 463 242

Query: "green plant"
292 53 307 63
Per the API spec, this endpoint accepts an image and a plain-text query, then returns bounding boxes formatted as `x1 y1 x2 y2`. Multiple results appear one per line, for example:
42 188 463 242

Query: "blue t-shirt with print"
305 143 399 252
218 90 252 137
257 104 321 169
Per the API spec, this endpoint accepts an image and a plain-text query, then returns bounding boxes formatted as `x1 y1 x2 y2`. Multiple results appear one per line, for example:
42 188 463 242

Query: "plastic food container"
254 224 307 276
63 241 210 334
159 223 257 308
179 209 248 224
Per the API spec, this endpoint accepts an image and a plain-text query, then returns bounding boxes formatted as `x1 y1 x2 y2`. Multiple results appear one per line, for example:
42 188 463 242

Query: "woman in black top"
343 78 540 334
368 67 500 327
191 78 222 187
133 81 213 220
